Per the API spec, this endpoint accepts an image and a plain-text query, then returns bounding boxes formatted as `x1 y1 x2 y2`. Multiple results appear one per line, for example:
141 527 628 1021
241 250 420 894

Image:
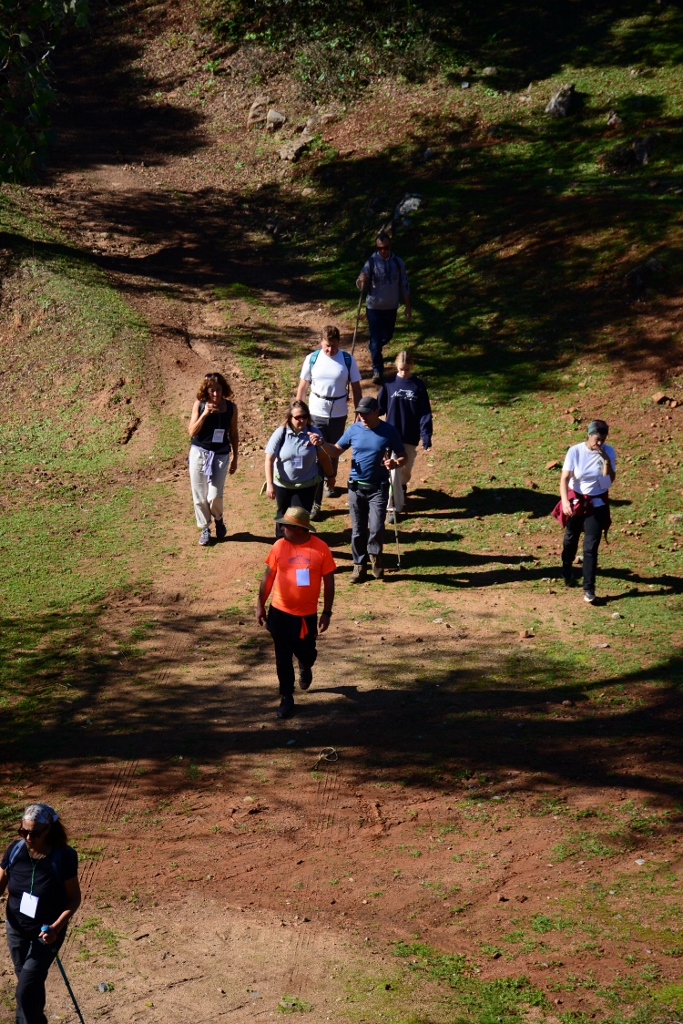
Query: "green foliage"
201 0 448 98
393 942 546 1022
0 0 89 180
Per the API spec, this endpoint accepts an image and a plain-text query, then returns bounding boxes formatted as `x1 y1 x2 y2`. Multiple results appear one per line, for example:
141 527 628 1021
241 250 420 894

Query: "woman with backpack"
296 325 362 518
265 401 333 538
188 372 239 546
0 804 80 1024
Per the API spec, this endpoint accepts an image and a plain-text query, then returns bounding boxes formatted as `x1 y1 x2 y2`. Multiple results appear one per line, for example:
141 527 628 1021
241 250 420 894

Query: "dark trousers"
366 308 398 377
267 605 318 698
562 505 609 590
6 921 64 1024
348 482 389 563
274 483 318 538
311 415 346 503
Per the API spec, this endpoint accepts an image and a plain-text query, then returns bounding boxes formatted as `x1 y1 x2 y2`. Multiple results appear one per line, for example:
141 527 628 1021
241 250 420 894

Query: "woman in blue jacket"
377 351 432 521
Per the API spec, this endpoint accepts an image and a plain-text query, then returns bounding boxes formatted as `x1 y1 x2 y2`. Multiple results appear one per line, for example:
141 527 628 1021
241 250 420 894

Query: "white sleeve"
562 446 576 473
300 354 313 381
349 356 362 384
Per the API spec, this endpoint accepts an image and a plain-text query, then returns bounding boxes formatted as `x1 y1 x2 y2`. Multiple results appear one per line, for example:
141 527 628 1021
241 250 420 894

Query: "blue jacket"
377 374 432 449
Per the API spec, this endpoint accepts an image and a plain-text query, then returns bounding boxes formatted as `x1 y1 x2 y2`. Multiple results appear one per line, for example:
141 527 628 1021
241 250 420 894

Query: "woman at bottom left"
0 804 81 1024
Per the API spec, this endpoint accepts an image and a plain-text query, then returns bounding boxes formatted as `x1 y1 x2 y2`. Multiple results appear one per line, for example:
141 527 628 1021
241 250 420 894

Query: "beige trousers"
388 443 417 511
189 447 231 528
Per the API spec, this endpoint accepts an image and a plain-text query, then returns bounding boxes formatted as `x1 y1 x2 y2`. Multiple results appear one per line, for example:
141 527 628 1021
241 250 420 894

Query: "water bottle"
40 925 49 942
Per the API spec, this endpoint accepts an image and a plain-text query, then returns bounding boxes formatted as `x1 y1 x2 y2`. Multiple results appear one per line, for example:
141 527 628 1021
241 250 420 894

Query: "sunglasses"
292 415 308 421
18 826 47 838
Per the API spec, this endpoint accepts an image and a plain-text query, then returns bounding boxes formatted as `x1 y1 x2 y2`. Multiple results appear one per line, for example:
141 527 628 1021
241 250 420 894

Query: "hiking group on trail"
183 234 617 715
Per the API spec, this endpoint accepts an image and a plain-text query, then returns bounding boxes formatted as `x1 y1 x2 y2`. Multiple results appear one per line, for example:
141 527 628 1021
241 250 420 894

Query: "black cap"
357 396 379 413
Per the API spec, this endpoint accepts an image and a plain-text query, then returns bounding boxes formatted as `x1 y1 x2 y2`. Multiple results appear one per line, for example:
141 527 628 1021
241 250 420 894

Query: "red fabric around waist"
551 489 611 540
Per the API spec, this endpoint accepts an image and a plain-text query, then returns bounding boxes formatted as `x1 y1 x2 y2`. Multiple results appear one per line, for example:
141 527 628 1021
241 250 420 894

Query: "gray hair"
23 803 58 824
587 419 609 437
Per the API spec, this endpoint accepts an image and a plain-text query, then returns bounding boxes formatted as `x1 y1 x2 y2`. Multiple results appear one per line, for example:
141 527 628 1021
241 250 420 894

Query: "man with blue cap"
312 395 406 582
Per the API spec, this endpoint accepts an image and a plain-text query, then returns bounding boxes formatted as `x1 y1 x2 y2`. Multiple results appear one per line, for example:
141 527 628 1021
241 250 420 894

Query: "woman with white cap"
0 804 80 1024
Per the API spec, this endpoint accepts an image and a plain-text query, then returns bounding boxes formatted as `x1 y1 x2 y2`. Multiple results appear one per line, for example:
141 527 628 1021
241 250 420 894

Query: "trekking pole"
388 478 401 569
40 926 87 1024
350 285 364 359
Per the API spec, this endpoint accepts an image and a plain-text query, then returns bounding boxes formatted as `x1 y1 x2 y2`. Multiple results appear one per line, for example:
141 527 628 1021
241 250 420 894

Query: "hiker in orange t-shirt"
256 505 336 719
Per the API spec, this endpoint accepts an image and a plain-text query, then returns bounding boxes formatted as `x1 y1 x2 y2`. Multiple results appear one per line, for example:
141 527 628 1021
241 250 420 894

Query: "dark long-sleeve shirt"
377 374 433 449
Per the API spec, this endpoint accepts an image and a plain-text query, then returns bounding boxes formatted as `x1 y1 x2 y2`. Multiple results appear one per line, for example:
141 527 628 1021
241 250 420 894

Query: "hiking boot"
563 574 577 588
583 588 597 604
372 374 383 386
370 553 384 579
310 501 322 520
297 661 313 691
350 563 367 584
276 697 295 719
199 526 211 546
214 518 227 541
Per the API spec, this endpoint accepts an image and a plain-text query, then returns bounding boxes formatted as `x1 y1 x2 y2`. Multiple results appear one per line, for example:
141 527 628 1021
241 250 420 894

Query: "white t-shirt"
563 441 617 507
300 349 362 419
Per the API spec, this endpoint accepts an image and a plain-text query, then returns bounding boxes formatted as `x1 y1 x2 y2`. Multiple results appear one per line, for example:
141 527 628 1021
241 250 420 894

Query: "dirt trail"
4 11 681 1024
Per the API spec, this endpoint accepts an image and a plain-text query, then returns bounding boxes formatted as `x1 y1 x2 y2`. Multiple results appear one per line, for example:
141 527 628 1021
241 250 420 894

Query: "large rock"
394 193 422 220
601 134 658 171
266 109 286 131
247 95 269 128
545 83 576 118
279 139 309 162
304 112 337 134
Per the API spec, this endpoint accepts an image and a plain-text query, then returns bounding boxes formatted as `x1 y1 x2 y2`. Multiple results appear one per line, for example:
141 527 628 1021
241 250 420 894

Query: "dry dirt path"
5 17 680 1022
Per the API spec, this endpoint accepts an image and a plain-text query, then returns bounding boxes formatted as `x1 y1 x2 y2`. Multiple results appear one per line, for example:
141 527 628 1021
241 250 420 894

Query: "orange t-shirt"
266 536 337 616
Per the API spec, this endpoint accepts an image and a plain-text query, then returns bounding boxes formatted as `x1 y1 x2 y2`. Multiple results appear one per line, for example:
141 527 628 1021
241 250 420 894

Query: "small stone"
481 66 498 76
612 612 622 619
652 391 670 404
607 110 622 128
218 988 225 994
635 858 645 865
243 795 254 803
461 81 470 89
546 459 560 469
668 513 683 523
562 699 574 707
519 629 533 639
492 951 502 959
496 893 509 902
423 147 436 161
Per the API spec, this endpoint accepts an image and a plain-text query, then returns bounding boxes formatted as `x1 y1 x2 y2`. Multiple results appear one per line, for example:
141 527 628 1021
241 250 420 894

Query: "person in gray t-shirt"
357 231 411 385
264 401 332 537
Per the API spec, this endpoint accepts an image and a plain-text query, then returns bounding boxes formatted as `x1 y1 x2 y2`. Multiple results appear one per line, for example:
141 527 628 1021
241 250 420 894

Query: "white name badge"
291 456 303 470
296 568 310 587
20 892 39 918
211 428 225 443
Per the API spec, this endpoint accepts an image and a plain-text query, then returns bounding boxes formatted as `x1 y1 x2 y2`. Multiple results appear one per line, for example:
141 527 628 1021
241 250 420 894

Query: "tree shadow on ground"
29 0 683 397
1 603 681 802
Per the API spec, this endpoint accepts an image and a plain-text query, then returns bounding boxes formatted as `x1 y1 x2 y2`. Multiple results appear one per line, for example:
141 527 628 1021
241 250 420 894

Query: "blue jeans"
366 308 398 377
